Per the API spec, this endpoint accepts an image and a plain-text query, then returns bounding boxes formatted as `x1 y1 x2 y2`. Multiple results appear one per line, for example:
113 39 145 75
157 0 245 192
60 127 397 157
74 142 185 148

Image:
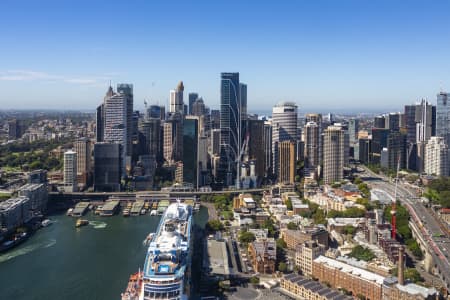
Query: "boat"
41 219 52 227
123 209 130 217
66 208 73 216
122 202 193 299
140 208 147 215
121 271 143 300
150 210 157 216
0 232 29 252
142 233 155 246
75 219 89 227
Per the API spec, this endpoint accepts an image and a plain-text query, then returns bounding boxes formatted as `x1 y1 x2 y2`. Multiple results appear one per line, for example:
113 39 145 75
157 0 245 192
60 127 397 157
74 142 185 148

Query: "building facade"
323 126 346 184
63 150 77 192
425 136 449 176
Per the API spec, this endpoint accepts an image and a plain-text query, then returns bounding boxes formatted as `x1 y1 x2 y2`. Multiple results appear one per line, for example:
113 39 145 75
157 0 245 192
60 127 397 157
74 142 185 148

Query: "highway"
359 166 450 289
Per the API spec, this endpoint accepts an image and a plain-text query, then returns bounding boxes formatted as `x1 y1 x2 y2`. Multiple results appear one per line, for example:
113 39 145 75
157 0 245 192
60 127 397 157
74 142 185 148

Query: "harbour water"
0 206 208 300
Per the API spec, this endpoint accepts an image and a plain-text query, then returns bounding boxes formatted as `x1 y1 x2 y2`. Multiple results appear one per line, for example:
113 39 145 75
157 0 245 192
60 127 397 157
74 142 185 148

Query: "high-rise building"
116 83 134 159
348 119 359 144
247 119 265 178
183 116 199 187
219 72 242 186
295 241 326 276
163 112 183 165
169 81 184 114
278 141 296 184
191 98 206 116
305 113 323 165
272 102 298 179
211 128 221 156
7 119 22 140
386 113 400 132
323 126 345 184
415 99 435 143
139 118 161 158
304 121 320 170
93 143 121 192
263 121 272 177
147 105 165 120
188 92 198 115
74 138 91 186
96 103 104 142
64 150 77 192
387 132 406 170
374 115 386 129
425 136 449 176
437 92 450 147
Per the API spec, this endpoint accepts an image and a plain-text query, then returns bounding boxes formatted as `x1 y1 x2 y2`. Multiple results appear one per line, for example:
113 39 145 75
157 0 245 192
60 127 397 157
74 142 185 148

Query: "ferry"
75 219 89 227
122 202 192 300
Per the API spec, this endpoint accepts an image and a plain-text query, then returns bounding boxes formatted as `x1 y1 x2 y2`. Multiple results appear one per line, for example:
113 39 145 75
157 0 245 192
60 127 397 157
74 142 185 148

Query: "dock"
99 200 120 216
130 200 145 216
72 202 89 217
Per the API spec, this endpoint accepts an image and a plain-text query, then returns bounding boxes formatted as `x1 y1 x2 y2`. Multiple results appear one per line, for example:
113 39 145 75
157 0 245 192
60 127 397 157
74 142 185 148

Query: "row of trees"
424 177 450 208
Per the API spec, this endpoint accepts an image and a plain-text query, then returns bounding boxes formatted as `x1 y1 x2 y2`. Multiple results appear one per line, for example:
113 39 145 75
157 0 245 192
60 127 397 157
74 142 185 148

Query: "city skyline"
1 0 450 112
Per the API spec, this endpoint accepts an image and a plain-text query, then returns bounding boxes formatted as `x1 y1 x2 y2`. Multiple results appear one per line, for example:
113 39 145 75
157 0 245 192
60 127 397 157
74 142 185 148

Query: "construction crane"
391 156 401 240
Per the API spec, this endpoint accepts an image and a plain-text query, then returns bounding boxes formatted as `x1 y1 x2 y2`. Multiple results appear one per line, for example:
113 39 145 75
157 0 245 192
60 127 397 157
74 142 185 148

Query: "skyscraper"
116 83 134 160
387 131 406 170
74 138 91 186
93 143 121 192
278 141 296 184
386 113 400 132
304 121 319 170
323 126 345 184
247 119 265 178
183 116 199 187
139 118 161 158
272 102 298 179
64 150 77 192
348 119 359 144
437 92 450 147
219 72 241 186
163 112 183 165
264 121 273 177
188 92 199 115
425 136 449 176
374 115 386 129
169 81 184 114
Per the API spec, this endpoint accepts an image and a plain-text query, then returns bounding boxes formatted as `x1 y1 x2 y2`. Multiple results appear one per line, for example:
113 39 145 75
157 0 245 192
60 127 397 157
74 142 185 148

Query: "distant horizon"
1 1 450 111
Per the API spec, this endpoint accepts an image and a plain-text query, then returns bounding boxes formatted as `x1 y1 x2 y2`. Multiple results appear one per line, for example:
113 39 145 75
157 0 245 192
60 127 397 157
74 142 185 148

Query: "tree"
348 245 375 261
404 268 423 283
249 276 260 285
278 262 288 273
276 238 287 249
343 225 356 236
239 231 256 245
286 198 293 210
353 177 363 185
287 222 297 230
206 220 224 232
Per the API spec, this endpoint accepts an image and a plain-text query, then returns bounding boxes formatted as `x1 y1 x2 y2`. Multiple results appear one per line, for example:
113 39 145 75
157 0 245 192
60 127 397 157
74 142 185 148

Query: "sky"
1 0 450 113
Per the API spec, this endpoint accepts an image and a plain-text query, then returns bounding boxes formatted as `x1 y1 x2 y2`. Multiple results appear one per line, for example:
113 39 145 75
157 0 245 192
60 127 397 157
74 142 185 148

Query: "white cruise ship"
122 202 192 300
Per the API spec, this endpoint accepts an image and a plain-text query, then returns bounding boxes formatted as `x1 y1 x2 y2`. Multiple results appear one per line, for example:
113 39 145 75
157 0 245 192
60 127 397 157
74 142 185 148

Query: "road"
359 166 450 289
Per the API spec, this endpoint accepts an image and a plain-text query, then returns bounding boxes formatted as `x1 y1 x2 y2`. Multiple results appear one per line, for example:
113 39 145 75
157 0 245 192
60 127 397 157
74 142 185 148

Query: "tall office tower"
305 113 323 164
211 128 221 156
139 118 161 157
7 119 22 140
247 119 265 178
74 138 91 186
169 81 184 114
63 150 77 192
278 141 296 184
192 98 206 116
188 92 199 115
210 109 220 129
96 103 104 142
348 119 359 144
416 99 435 143
116 83 134 160
387 132 406 170
425 136 449 176
240 83 248 141
371 128 389 155
147 105 165 120
358 138 370 164
163 112 183 165
386 113 400 132
183 116 199 187
374 115 386 129
198 136 209 187
304 121 320 169
93 143 121 192
437 92 450 147
404 105 417 143
323 126 345 184
103 86 128 170
272 102 298 179
219 72 242 186
263 120 273 177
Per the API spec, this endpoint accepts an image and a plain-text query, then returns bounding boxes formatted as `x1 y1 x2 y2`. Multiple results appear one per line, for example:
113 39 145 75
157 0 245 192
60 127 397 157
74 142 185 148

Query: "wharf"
99 200 120 216
72 202 89 217
130 200 145 216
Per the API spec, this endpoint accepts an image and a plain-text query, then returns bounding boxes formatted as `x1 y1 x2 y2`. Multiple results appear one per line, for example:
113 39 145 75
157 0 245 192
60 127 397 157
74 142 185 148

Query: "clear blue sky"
1 0 450 113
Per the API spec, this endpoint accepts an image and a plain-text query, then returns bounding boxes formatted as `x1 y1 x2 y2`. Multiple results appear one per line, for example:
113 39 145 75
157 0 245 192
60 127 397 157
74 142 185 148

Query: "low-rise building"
281 274 352 300
0 196 31 232
282 226 329 249
312 256 385 300
295 240 326 276
248 238 276 274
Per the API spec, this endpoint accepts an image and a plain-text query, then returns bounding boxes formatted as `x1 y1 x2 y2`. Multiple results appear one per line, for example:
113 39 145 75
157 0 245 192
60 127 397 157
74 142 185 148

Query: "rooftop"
395 283 437 298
